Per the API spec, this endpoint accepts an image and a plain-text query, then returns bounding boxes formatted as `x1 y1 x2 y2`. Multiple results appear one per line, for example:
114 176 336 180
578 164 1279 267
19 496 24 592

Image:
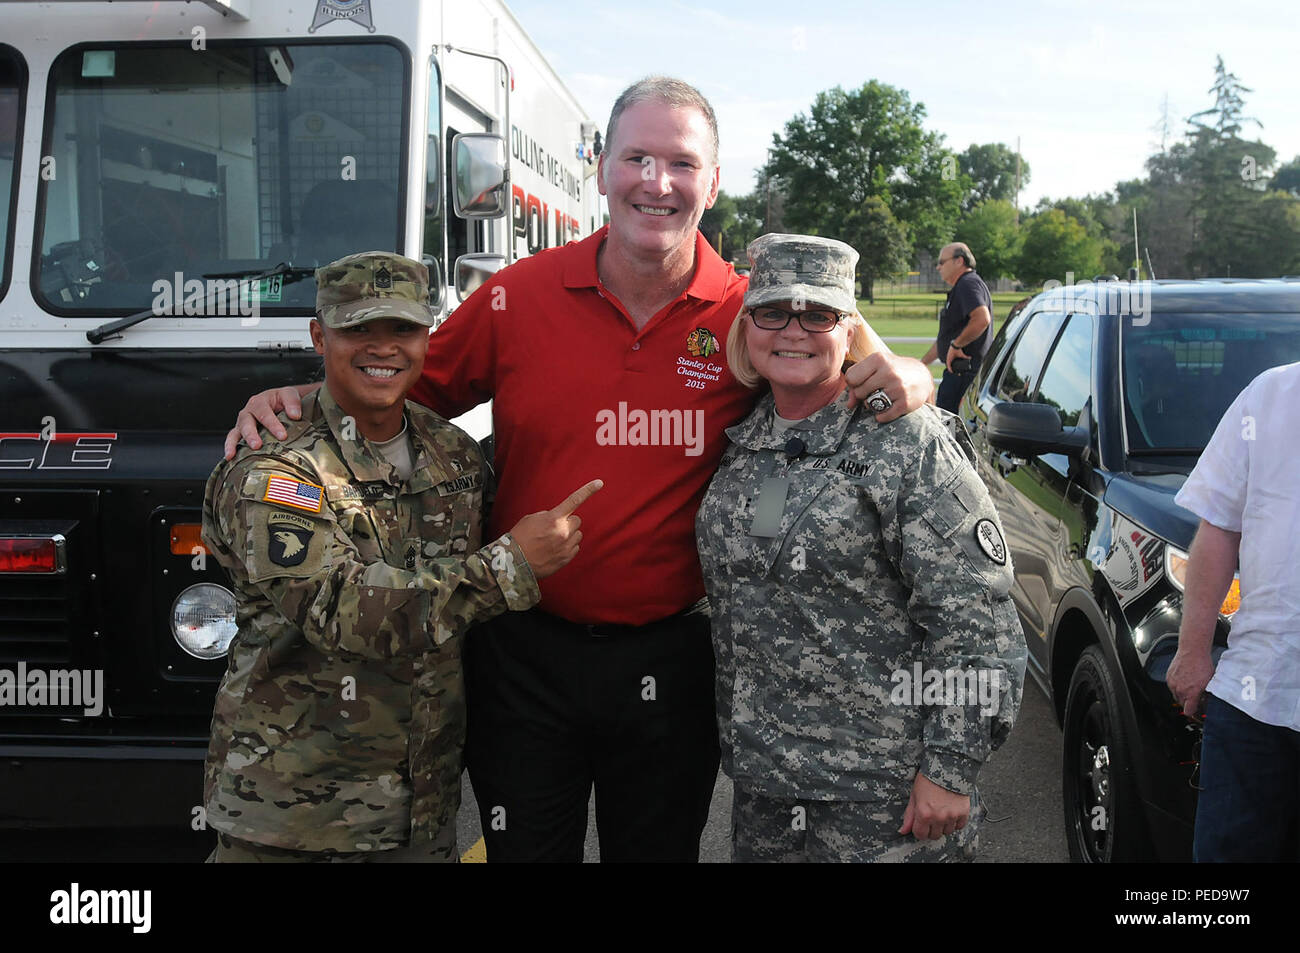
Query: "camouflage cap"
315 251 436 328
743 233 859 315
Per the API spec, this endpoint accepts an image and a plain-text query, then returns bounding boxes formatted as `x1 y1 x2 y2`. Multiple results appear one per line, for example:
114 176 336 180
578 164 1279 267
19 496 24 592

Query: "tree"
730 189 768 262
698 189 737 257
1033 195 1121 275
956 199 1021 280
838 196 909 303
1188 55 1259 140
958 143 1028 212
1017 209 1105 285
763 81 966 264
1273 157 1300 197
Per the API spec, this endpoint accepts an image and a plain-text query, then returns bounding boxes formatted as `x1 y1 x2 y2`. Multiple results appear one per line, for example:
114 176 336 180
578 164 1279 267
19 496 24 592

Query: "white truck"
0 0 601 838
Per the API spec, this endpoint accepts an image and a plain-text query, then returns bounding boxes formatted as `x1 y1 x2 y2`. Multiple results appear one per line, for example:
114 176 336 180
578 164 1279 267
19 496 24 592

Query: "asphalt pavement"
454 678 1068 863
0 681 1065 863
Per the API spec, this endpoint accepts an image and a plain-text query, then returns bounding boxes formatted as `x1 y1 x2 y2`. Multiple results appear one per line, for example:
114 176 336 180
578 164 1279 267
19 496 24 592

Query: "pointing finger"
552 479 604 517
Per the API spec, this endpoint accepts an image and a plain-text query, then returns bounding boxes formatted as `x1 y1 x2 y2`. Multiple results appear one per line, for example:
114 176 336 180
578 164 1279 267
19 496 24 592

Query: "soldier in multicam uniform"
695 234 1027 862
201 251 599 862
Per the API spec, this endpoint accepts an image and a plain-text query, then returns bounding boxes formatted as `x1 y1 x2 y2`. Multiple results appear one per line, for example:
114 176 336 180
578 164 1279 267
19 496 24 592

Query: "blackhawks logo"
686 327 720 358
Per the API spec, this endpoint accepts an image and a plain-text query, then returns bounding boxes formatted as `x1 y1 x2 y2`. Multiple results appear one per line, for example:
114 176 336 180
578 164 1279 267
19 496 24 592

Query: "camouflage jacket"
695 390 1026 801
200 385 538 852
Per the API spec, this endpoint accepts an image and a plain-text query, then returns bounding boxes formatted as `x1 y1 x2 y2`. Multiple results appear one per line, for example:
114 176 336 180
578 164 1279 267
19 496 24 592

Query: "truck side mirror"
452 133 508 219
454 253 506 302
422 256 445 313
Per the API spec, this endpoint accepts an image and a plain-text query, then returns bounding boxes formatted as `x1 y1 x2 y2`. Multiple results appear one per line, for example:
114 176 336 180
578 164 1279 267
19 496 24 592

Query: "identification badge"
748 476 790 538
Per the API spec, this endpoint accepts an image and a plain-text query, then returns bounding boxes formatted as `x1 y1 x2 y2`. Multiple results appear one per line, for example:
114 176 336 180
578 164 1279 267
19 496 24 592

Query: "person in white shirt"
1167 361 1300 862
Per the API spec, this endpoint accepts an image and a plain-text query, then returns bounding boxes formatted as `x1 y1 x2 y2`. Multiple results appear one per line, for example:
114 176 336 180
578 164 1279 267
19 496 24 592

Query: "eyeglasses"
937 257 955 265
748 306 844 333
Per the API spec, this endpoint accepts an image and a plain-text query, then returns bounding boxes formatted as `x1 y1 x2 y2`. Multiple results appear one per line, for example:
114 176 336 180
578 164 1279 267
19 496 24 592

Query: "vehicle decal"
1100 513 1164 605
308 0 375 34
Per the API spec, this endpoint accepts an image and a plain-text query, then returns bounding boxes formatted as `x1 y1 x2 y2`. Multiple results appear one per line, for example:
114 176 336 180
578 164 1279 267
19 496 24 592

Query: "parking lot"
451 679 1067 863
0 680 1064 864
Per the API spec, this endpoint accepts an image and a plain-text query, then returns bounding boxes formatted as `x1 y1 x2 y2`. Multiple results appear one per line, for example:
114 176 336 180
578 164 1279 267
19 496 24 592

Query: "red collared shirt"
410 226 755 624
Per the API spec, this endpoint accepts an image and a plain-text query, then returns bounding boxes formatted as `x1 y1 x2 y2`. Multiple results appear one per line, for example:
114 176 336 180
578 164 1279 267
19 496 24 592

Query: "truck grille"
0 573 75 666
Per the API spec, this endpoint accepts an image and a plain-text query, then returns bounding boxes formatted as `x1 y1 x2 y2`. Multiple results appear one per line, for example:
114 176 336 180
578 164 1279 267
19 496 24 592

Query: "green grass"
879 339 933 362
858 290 1027 338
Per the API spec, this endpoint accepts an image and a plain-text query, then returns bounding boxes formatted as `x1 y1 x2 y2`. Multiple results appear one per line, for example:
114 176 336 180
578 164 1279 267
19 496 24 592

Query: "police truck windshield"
35 40 408 317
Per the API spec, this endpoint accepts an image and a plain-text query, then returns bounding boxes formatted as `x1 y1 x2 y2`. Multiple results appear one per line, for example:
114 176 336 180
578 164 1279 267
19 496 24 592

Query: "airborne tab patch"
267 513 315 567
264 474 324 513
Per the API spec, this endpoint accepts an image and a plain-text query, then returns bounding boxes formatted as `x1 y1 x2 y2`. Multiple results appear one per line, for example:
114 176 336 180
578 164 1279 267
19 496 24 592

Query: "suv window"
1124 313 1300 452
995 310 1066 402
1034 312 1093 427
0 45 24 302
36 41 407 315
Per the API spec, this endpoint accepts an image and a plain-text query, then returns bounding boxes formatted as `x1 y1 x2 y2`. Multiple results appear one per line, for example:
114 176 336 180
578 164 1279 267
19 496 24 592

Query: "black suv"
960 279 1300 862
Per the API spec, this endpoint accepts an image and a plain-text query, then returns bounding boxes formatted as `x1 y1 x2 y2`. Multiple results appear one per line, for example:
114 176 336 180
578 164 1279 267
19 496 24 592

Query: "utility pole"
1013 136 1021 225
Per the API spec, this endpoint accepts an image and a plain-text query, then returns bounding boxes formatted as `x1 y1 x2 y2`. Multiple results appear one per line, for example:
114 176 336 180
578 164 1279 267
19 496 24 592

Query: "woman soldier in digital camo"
696 234 1026 862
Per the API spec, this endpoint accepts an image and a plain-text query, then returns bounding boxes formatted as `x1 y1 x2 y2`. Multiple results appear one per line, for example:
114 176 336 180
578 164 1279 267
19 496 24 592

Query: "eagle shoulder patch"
267 512 316 567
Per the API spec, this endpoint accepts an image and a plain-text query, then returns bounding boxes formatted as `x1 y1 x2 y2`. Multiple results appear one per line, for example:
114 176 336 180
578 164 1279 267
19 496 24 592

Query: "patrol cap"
743 233 860 315
315 251 436 329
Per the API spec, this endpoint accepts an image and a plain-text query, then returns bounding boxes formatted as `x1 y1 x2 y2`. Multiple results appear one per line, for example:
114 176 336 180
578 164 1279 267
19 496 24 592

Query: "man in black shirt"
924 242 993 413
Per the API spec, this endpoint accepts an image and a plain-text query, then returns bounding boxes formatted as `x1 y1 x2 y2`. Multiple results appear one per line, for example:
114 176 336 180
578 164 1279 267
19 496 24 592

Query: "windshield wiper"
1127 447 1202 457
85 263 316 345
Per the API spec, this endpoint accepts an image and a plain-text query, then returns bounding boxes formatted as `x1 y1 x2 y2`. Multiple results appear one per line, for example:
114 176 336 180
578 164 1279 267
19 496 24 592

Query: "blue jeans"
1193 693 1300 862
936 367 978 414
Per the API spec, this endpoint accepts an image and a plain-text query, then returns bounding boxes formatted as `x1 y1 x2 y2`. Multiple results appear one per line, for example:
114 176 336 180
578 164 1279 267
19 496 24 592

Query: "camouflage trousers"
207 826 457 863
731 787 982 863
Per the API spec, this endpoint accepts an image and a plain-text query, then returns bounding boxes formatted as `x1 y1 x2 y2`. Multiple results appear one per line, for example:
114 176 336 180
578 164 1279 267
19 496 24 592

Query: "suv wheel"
1061 646 1149 862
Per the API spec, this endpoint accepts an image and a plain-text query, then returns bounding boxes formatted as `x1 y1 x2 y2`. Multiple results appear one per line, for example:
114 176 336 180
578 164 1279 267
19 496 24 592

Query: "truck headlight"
171 583 237 659
1164 546 1241 618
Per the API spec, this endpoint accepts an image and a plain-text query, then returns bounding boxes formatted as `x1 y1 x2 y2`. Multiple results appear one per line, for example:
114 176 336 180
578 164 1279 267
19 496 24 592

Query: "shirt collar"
316 384 395 483
725 387 870 455
563 225 734 303
295 386 464 493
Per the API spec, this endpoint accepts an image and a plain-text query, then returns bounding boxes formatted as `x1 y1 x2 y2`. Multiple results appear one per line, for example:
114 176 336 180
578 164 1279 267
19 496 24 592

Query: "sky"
506 0 1300 210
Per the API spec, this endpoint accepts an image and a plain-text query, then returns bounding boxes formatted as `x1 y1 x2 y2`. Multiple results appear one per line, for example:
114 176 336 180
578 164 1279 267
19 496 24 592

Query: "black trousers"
463 604 720 862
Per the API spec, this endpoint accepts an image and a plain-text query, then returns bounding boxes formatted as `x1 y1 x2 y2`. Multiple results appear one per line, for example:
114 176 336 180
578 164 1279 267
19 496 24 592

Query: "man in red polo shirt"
224 76 935 862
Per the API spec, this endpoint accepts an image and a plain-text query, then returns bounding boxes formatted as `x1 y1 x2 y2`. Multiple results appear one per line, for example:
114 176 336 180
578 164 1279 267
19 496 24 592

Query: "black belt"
567 598 710 639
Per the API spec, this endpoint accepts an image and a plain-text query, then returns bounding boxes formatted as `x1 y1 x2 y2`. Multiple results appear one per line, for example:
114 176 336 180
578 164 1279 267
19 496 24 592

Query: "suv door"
1026 312 1097 617
968 309 1067 674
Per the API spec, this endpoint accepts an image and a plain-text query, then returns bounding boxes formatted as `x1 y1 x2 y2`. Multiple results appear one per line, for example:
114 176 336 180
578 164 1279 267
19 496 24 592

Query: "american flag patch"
263 474 323 513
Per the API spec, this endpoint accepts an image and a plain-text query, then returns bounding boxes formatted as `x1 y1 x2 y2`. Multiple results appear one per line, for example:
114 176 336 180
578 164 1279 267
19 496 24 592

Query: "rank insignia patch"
374 265 392 289
975 519 1007 564
264 474 324 513
686 327 720 357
